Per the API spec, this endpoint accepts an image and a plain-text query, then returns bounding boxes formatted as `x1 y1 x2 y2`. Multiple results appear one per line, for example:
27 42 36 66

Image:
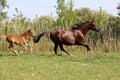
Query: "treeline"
0 0 120 53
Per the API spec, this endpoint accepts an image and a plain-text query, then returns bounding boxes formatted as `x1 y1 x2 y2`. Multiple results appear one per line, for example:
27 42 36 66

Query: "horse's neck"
80 26 89 36
22 33 28 39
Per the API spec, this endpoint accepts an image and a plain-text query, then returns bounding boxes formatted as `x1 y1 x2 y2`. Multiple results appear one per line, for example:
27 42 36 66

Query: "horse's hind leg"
54 43 58 55
9 43 19 55
59 44 70 55
10 48 19 55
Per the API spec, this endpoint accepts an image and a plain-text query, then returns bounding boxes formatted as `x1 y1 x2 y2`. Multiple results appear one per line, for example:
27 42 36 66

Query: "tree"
117 4 120 16
0 0 9 22
55 0 77 29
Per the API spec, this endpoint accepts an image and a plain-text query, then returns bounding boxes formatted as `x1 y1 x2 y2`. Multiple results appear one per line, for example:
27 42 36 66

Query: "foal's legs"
21 43 33 54
27 44 33 54
9 43 19 55
21 44 27 50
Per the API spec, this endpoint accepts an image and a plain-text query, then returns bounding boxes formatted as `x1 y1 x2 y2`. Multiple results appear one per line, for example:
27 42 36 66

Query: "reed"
0 4 120 55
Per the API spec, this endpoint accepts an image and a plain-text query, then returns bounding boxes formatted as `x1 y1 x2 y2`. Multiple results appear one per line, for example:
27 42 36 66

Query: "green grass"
0 52 120 80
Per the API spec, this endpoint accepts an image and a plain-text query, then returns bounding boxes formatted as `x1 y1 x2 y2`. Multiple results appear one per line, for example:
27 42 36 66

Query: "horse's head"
26 29 35 37
87 21 100 32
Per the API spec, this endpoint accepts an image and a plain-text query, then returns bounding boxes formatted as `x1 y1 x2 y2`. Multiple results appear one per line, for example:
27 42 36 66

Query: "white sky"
6 0 120 20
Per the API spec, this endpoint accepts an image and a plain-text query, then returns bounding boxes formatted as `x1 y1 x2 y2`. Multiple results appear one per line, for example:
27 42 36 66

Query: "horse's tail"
0 34 7 39
33 31 50 43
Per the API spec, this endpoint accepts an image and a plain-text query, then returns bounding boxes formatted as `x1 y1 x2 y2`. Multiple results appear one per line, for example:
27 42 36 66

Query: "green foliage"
117 4 120 16
55 0 78 29
0 0 120 53
32 15 55 32
1 8 30 34
0 0 9 21
77 7 111 28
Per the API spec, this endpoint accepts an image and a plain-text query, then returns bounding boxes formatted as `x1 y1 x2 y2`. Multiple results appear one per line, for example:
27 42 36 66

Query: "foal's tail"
33 31 50 43
0 34 7 39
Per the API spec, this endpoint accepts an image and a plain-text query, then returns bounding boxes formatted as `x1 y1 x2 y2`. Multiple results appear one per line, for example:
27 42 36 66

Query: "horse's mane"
71 21 90 30
21 29 31 36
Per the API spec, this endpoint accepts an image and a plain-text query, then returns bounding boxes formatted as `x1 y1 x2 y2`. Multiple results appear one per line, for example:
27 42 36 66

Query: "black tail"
33 32 49 43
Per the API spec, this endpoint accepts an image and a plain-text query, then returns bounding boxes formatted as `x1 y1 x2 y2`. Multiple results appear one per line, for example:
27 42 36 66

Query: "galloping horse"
1 29 34 55
33 21 100 55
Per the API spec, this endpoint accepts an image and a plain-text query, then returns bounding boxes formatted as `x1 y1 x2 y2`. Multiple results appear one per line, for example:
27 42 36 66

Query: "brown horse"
33 21 100 55
1 29 34 55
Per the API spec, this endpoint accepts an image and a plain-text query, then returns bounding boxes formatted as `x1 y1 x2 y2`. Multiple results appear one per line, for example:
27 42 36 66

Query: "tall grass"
0 16 120 55
0 5 120 55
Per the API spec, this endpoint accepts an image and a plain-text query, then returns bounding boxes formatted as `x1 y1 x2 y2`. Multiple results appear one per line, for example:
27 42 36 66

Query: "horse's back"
50 29 76 45
6 35 14 41
6 35 24 44
50 30 61 42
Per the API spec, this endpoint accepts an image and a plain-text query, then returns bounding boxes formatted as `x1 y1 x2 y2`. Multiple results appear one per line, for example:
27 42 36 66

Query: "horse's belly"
62 42 74 45
61 32 75 45
61 38 75 45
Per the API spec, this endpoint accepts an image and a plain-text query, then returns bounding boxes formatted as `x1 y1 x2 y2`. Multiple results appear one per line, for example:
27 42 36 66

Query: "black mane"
71 21 90 30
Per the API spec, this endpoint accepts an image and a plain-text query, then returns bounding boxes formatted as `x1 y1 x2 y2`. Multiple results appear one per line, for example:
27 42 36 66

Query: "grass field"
0 52 120 80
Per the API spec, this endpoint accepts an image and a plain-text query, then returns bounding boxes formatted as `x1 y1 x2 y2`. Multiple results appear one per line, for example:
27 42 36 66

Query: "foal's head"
22 29 35 37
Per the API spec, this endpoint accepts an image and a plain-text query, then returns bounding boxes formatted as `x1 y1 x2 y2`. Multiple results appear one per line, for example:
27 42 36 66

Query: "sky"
6 0 120 20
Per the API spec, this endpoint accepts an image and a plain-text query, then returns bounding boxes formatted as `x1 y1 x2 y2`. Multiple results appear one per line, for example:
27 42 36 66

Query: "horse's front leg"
79 42 93 53
21 44 27 50
24 43 33 54
20 44 27 54
27 44 33 54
